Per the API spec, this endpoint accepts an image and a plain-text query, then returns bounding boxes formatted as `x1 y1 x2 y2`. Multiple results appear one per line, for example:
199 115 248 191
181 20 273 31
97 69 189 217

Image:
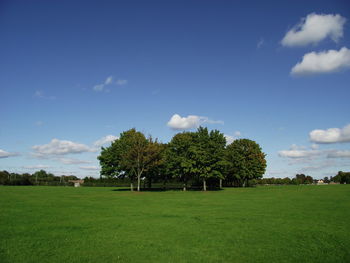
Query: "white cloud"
281 13 346 47
0 149 19 158
32 139 92 156
79 166 100 171
327 150 350 158
22 164 51 169
93 76 127 92
93 84 105 92
167 114 223 130
105 76 113 85
278 144 321 158
311 144 319 150
94 135 118 147
291 47 350 75
225 131 242 145
116 79 128 86
56 158 92 165
310 124 350 143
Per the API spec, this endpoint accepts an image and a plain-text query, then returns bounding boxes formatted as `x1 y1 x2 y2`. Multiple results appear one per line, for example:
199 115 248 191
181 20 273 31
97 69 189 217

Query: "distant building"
68 179 84 187
317 179 325 185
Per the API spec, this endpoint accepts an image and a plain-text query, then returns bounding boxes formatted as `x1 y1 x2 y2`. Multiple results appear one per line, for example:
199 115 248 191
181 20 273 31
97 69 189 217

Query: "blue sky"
1 0 350 179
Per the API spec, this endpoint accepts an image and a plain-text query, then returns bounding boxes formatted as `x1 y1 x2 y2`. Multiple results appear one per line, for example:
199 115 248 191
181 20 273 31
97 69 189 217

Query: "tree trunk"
219 178 222 188
137 174 141 191
148 177 152 189
130 182 134 191
203 178 207 191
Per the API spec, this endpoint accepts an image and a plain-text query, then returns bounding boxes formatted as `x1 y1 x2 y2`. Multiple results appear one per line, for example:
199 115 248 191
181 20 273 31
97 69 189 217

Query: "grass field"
1 185 350 263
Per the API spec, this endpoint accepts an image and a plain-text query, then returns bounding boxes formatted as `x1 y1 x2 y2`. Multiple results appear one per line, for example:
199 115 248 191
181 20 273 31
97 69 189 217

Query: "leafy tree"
144 142 167 189
98 129 141 190
225 139 266 187
124 135 164 191
333 171 350 184
166 132 196 191
192 127 227 191
98 129 164 191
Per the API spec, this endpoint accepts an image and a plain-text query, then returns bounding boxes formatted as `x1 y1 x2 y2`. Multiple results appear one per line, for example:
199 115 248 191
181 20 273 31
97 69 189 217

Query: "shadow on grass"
111 187 224 192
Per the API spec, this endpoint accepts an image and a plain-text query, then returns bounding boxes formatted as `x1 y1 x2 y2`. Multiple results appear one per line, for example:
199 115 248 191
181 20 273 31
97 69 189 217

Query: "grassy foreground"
0 185 349 263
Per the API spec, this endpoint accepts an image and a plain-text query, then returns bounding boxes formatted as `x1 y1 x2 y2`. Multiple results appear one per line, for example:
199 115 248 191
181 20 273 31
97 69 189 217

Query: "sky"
1 0 350 179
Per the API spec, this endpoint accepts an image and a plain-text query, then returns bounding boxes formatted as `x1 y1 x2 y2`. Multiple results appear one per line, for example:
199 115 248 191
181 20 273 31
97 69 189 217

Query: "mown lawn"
0 185 349 262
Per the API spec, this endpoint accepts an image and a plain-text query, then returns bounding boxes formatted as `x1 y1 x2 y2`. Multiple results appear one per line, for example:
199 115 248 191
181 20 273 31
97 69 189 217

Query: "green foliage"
191 127 227 190
225 139 266 186
333 171 350 184
98 129 165 191
166 132 196 189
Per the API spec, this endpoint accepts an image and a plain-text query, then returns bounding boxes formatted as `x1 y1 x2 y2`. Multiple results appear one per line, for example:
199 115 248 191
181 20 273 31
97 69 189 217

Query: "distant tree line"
256 172 350 185
0 170 78 186
98 127 267 191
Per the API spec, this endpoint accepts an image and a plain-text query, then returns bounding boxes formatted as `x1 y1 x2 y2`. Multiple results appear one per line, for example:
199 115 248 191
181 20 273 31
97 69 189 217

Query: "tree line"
256 172 350 185
98 127 267 191
0 170 78 186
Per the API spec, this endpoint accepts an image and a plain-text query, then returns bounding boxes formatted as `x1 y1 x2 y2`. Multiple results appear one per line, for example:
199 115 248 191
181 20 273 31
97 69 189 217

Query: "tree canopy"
225 139 266 187
98 127 267 191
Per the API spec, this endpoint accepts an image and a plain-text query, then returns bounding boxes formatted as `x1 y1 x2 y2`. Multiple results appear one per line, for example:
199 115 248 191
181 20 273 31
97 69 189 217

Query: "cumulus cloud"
225 131 242 145
310 124 350 143
291 47 350 75
0 149 19 158
32 139 92 157
22 164 51 169
79 166 100 171
167 114 223 130
278 144 321 158
282 13 346 47
56 158 92 165
93 76 127 92
94 135 118 147
327 150 350 158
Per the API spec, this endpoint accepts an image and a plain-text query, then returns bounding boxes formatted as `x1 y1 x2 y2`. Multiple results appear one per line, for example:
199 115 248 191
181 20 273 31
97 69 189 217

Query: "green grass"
1 185 350 263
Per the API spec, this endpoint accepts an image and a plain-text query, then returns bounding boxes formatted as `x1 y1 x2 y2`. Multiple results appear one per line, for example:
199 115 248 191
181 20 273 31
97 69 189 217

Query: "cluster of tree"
0 170 78 186
98 127 267 191
256 174 313 185
257 172 350 185
332 171 350 184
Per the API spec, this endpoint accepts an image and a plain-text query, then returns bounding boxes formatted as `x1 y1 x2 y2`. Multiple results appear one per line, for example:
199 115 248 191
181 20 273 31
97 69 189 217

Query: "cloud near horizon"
327 150 350 158
32 139 92 157
310 124 350 143
79 166 100 171
167 114 223 130
22 164 51 169
281 13 346 47
278 144 322 158
0 149 19 158
291 47 350 76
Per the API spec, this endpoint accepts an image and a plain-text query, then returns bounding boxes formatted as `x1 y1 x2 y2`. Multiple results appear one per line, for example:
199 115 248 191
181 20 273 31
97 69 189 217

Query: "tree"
225 139 266 187
333 171 350 184
192 127 227 191
124 135 164 191
98 129 164 191
166 132 196 191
